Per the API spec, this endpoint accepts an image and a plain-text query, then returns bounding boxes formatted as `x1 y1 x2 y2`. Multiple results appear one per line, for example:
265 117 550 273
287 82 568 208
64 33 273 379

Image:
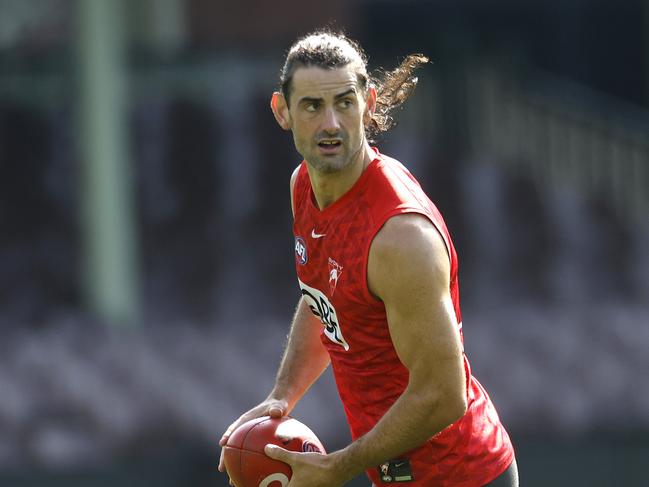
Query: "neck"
307 142 374 210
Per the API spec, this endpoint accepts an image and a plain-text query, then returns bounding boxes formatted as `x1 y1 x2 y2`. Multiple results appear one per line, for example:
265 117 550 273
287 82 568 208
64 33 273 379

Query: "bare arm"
219 165 329 473
266 214 467 485
218 298 329 471
331 214 467 478
273 164 331 412
270 297 331 412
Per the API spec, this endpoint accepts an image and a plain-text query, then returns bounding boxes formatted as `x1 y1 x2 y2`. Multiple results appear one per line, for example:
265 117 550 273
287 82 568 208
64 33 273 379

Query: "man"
219 31 518 486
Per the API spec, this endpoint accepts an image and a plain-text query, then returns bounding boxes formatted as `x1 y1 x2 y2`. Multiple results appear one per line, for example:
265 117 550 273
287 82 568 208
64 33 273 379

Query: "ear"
270 91 291 130
363 86 377 125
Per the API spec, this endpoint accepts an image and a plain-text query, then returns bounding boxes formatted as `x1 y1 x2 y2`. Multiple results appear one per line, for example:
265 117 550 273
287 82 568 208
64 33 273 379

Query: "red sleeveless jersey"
292 149 514 486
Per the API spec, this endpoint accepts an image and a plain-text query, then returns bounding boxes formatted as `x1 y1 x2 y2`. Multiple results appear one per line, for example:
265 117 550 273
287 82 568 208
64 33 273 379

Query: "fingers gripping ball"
223 416 326 487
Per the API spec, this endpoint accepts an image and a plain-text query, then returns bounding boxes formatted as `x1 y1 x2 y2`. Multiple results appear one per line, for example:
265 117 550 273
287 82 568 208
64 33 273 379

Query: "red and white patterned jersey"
292 148 514 486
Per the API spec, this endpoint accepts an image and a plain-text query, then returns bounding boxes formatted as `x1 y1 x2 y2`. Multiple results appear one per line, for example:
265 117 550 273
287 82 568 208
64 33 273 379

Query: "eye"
338 98 354 108
305 102 320 113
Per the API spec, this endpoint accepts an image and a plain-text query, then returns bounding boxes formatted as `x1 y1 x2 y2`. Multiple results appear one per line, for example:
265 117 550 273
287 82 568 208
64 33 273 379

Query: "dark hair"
279 30 429 140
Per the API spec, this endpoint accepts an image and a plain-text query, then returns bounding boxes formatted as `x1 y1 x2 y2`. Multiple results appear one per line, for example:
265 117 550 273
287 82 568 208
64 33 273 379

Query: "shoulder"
368 213 450 300
364 155 434 220
372 213 449 264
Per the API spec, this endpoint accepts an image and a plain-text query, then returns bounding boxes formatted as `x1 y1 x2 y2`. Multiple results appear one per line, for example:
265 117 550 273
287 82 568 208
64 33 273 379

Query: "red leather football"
223 416 326 487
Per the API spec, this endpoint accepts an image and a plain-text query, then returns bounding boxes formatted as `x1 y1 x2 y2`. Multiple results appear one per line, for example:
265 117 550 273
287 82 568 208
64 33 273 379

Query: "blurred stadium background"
1 0 648 485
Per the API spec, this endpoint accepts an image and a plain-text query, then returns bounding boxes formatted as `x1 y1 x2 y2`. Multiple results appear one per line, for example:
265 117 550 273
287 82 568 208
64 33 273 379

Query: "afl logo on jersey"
295 237 307 265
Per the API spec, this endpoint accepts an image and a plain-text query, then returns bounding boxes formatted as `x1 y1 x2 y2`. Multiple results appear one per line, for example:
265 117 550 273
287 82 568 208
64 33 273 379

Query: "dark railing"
467 66 649 223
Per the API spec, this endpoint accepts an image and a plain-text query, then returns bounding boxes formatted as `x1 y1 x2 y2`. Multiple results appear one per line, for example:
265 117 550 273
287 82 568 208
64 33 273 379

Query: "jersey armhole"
289 163 303 218
362 208 452 304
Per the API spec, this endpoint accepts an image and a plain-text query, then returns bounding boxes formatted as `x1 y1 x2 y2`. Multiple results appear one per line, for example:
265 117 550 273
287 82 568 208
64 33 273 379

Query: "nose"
321 106 341 134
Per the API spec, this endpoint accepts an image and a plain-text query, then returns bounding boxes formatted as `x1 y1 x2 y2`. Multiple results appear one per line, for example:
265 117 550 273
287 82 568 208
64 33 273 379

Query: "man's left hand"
264 444 350 487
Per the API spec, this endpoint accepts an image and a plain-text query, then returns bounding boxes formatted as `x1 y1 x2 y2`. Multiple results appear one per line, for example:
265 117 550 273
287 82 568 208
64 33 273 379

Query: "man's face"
285 65 371 174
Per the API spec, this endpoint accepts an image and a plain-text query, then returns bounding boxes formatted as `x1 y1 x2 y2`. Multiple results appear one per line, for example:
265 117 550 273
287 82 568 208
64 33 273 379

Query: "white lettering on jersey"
298 279 350 351
259 473 289 487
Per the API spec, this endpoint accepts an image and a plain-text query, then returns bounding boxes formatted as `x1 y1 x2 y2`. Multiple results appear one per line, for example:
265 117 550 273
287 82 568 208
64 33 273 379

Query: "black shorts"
484 458 519 487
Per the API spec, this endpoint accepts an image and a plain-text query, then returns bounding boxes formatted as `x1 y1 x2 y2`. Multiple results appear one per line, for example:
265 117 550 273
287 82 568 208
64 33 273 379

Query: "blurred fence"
467 65 649 224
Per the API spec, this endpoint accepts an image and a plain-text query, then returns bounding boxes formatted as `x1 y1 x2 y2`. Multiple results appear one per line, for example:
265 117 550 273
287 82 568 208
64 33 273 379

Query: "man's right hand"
218 398 289 473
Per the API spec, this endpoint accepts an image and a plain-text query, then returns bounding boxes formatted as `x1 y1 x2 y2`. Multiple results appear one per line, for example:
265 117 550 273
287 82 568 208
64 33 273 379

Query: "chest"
293 206 373 305
293 207 389 353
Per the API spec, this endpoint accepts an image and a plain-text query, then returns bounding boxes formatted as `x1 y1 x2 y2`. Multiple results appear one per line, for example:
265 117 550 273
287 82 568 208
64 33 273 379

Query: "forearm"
331 384 466 480
269 297 330 411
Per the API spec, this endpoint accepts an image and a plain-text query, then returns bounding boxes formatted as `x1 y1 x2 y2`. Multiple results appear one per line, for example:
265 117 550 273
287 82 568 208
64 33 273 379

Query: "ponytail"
367 54 430 140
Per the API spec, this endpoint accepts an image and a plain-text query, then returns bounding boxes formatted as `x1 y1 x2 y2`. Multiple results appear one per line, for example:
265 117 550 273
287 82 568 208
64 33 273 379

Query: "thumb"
268 404 285 418
264 444 295 464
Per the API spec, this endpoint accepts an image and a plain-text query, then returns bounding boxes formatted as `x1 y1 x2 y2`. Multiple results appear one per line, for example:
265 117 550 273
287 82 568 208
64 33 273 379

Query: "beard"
307 153 353 174
300 135 364 174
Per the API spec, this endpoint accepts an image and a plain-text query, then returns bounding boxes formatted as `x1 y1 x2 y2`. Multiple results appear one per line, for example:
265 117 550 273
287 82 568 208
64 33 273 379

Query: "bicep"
368 215 464 387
